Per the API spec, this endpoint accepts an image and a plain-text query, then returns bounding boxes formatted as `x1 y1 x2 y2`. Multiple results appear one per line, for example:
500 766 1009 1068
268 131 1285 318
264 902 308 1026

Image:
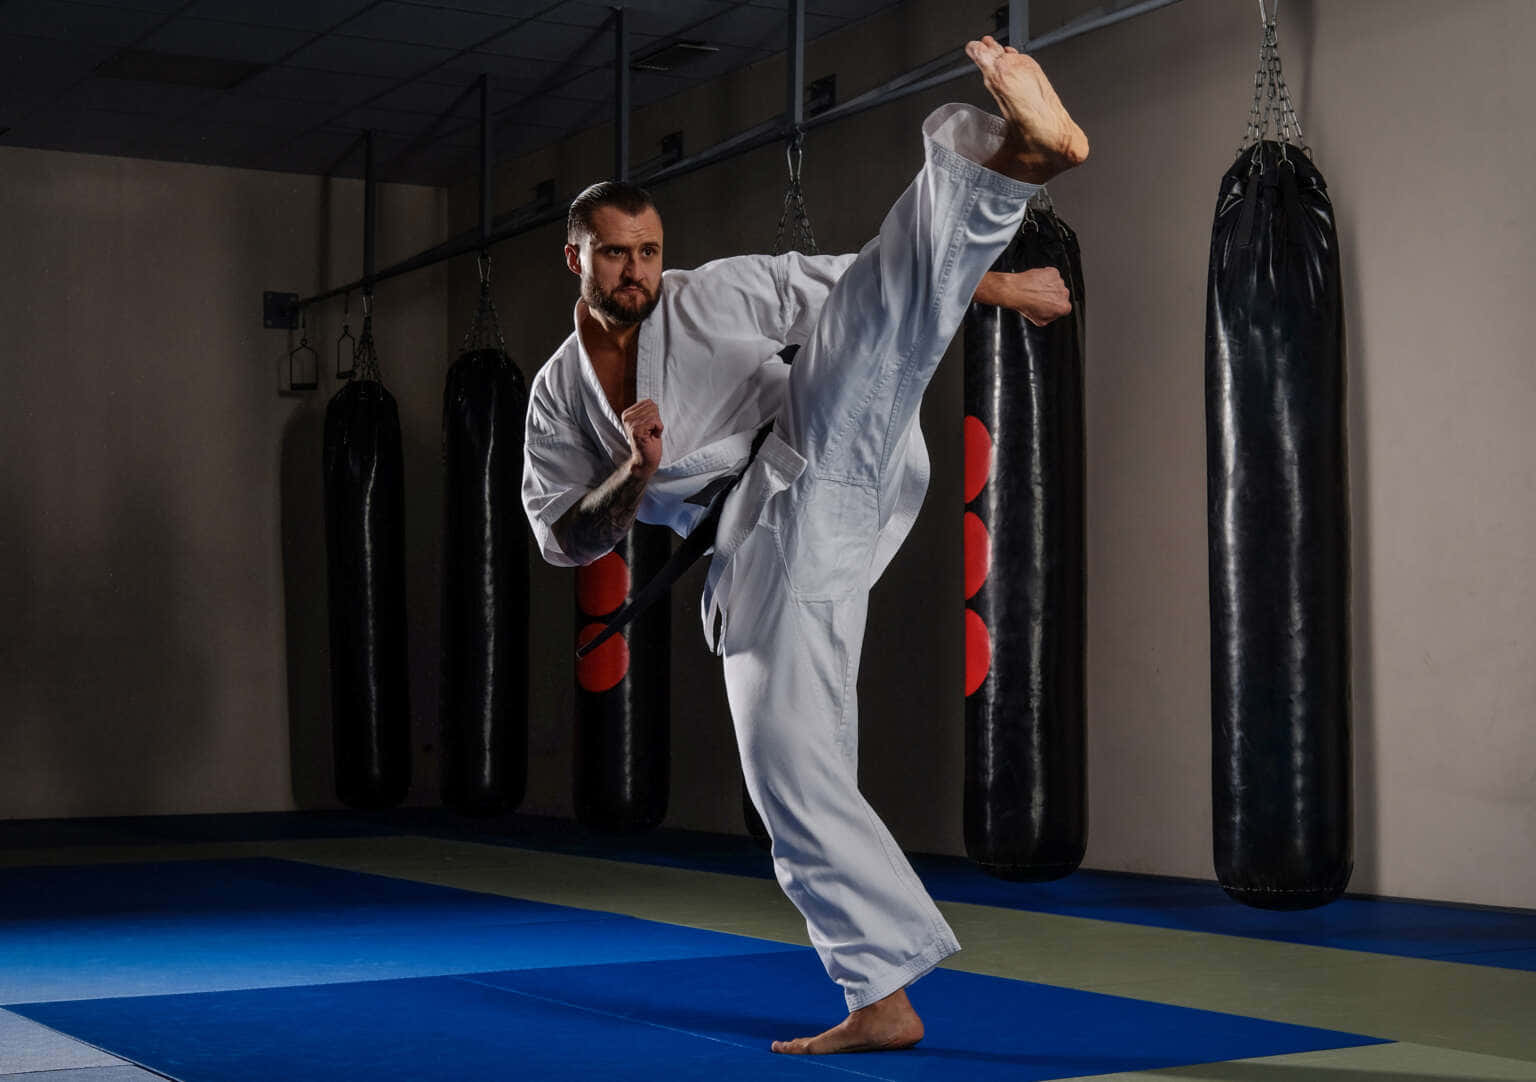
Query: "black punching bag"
962 195 1087 881
440 342 529 816
1206 140 1350 910
1206 11 1350 911
574 525 671 832
324 321 410 809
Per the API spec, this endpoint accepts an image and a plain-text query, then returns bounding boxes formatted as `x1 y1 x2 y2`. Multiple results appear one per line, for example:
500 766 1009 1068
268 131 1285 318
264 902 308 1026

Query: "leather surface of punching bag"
962 201 1087 881
324 378 411 809
1206 140 1351 910
574 525 671 833
440 348 530 816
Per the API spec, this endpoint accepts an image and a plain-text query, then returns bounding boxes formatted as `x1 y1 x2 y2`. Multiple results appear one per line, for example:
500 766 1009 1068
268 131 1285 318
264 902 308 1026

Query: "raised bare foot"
770 987 925 1055
966 35 1090 184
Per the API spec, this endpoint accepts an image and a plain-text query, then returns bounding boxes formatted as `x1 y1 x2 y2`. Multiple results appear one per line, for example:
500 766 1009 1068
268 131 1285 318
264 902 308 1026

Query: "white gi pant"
711 104 1038 1010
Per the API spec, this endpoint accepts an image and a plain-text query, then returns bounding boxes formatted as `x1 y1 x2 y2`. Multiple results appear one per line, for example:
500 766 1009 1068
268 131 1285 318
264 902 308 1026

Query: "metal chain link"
1240 0 1309 162
772 130 818 256
1021 184 1055 232
459 251 509 355
354 294 381 383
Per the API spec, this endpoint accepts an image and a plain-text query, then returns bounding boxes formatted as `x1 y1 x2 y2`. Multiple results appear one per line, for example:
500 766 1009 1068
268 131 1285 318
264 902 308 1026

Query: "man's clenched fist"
622 398 664 478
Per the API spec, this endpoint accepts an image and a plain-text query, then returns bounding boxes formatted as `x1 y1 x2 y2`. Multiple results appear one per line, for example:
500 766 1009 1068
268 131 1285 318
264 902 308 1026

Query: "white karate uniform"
524 103 1038 1010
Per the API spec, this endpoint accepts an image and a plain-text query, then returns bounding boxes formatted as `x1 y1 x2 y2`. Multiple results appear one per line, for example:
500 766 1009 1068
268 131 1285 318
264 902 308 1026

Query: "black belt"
575 422 775 659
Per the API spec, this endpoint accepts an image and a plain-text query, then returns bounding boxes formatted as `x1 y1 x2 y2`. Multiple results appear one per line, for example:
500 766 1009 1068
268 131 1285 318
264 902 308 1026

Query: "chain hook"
786 128 804 184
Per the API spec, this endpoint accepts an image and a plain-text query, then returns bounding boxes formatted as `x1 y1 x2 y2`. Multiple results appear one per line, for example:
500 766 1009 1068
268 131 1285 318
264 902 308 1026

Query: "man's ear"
564 243 582 276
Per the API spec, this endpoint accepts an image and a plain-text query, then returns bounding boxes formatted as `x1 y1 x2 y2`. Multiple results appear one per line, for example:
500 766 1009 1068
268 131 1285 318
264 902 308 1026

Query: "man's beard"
586 277 661 326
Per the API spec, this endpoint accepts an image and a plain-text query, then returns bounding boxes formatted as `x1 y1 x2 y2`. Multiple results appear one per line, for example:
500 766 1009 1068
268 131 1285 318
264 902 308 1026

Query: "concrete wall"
0 147 447 817
451 0 1535 910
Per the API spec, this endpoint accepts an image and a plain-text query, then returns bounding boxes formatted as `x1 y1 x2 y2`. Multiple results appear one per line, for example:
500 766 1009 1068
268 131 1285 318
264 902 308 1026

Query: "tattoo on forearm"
558 466 650 565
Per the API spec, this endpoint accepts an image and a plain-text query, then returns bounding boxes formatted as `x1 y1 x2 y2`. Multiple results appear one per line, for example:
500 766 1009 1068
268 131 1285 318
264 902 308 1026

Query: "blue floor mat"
6 810 1534 971
11 952 1386 1082
0 859 797 1005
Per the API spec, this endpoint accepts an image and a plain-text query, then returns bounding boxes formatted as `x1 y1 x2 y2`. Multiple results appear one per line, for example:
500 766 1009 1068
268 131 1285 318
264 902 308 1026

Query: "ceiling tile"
251 126 371 174
601 0 739 39
343 2 524 51
0 35 121 111
182 0 377 32
15 106 172 145
372 79 484 117
241 65 398 105
330 103 437 137
143 18 316 64
196 94 309 129
163 121 290 157
58 77 222 115
433 51 561 90
687 6 843 50
479 20 655 63
3 2 169 46
417 0 587 19
800 0 902 18
287 35 456 79
503 93 598 131
543 67 611 102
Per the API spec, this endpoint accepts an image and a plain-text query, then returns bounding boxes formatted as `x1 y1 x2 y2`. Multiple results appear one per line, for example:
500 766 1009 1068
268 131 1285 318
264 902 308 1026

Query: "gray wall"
0 149 447 817
450 0 1536 910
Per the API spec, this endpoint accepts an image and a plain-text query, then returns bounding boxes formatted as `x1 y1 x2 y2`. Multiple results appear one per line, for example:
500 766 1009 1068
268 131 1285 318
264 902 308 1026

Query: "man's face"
566 205 664 326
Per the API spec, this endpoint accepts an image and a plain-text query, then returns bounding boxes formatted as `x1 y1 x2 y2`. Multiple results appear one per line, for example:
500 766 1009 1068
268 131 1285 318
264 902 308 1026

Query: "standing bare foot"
966 35 1090 184
770 987 925 1055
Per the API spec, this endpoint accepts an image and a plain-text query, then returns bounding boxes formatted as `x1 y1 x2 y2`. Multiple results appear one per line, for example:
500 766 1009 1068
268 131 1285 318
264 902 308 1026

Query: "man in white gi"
523 37 1088 1054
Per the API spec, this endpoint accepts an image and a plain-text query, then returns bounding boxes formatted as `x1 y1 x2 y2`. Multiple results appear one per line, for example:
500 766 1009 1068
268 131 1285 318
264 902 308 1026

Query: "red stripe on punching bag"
963 511 991 601
576 621 629 693
963 415 993 504
964 608 991 697
577 552 630 617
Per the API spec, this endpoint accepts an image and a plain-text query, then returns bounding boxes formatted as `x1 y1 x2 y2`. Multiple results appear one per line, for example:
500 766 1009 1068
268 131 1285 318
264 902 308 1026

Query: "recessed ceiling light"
632 41 719 73
95 49 266 90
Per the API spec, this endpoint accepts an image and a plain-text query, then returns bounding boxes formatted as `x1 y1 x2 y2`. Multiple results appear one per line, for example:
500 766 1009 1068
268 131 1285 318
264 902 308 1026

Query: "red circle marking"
963 415 993 505
964 608 992 698
577 552 630 617
576 622 629 693
963 512 991 601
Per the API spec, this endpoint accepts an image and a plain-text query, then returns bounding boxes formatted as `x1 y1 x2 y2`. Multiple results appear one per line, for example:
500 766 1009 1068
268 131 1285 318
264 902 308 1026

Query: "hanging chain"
1021 184 1055 232
459 251 509 355
1240 0 1308 161
772 130 818 256
354 293 381 382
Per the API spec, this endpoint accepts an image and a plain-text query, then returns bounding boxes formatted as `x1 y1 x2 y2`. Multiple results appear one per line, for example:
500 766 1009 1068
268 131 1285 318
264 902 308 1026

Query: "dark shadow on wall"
280 173 339 809
279 392 334 808
1340 217 1377 894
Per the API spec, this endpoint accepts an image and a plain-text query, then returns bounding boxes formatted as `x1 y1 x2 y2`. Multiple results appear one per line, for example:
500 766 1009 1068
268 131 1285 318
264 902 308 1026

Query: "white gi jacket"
522 249 932 645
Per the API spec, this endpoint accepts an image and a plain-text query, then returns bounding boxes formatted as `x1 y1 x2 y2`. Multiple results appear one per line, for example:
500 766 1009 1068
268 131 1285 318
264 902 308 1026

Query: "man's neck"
577 300 641 355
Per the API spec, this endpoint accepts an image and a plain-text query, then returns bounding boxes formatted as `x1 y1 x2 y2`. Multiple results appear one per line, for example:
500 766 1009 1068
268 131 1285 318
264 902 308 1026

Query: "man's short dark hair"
567 180 659 246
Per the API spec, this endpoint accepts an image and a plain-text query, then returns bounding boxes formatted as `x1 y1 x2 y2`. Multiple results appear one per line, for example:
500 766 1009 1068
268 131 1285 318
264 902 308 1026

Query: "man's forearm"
973 271 1012 308
554 458 652 565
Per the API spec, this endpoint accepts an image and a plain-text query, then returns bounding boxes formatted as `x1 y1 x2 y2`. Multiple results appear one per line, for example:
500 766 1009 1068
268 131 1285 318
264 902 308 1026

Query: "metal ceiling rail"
289 0 1182 315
